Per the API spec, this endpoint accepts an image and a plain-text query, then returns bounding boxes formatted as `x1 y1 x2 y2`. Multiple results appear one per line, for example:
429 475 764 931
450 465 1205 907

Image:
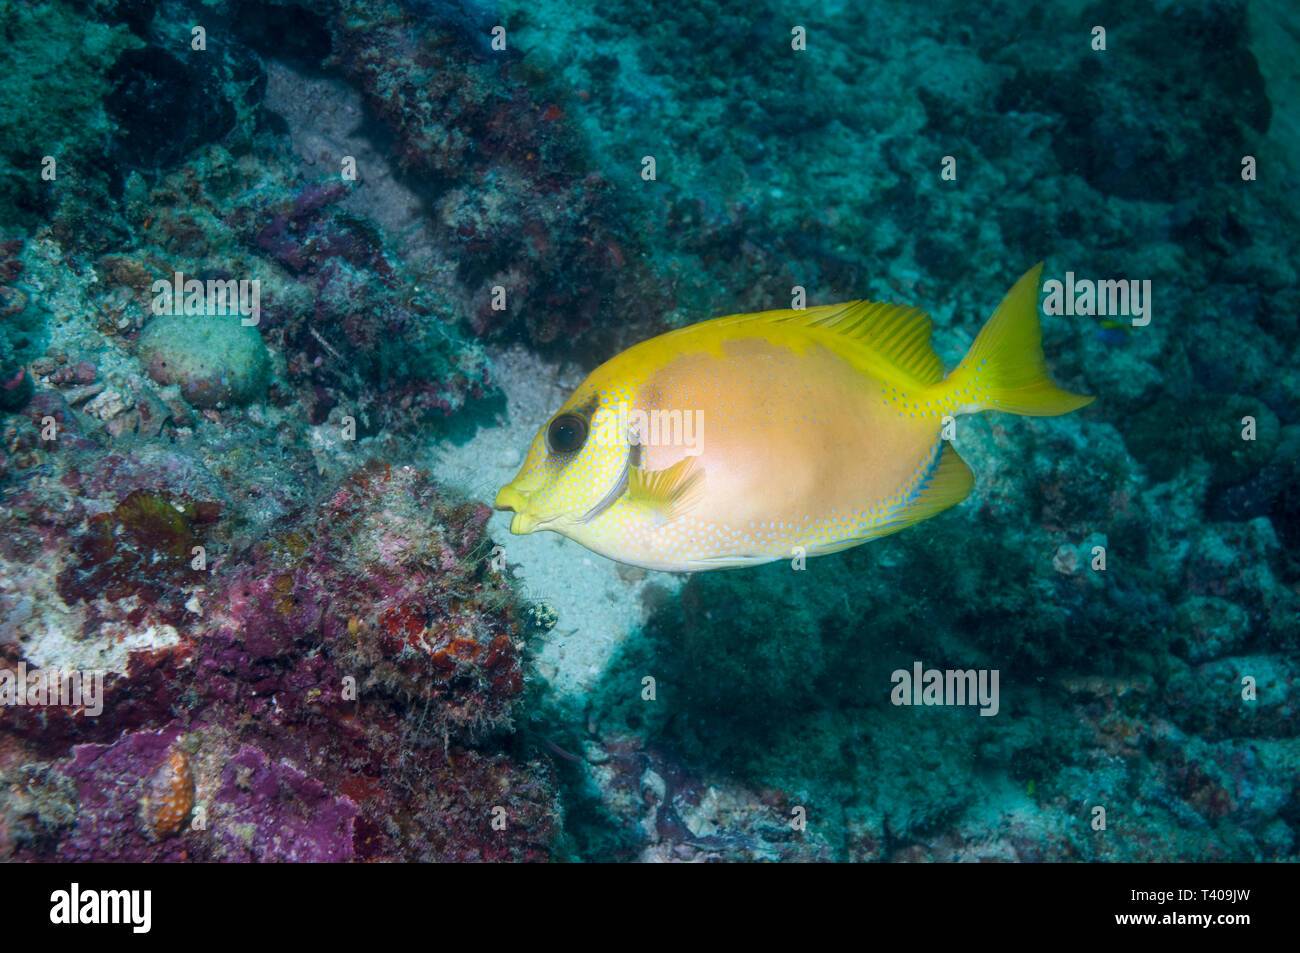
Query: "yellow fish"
494 264 1092 571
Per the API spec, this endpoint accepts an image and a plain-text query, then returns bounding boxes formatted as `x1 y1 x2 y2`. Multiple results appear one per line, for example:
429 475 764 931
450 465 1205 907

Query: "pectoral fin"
627 456 705 526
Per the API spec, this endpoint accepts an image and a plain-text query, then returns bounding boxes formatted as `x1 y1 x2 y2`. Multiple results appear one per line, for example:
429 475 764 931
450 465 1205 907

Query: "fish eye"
546 413 589 454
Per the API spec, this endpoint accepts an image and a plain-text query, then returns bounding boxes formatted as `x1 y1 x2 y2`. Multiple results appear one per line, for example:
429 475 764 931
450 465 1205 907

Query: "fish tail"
944 263 1094 417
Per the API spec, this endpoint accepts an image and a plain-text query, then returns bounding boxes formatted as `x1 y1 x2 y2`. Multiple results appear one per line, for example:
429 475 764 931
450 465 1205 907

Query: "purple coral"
55 725 192 862
214 747 357 862
6 461 557 863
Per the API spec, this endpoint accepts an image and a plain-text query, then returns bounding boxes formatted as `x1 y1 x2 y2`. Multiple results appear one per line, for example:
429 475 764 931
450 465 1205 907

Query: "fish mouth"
494 485 553 535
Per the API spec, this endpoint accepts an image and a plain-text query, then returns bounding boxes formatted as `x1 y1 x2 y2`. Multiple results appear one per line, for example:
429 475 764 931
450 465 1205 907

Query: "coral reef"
3 462 559 862
327 0 673 352
0 1 143 228
0 233 42 413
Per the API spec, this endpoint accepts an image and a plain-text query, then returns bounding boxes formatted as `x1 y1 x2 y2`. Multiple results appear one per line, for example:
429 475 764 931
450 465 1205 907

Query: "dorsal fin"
700 300 945 387
770 301 944 386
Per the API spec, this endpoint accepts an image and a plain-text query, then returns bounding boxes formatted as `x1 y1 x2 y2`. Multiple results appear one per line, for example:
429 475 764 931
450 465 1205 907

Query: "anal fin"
873 443 974 536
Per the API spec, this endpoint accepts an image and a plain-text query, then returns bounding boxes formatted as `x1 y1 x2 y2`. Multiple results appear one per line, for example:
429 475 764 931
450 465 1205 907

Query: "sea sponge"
138 748 194 841
137 314 271 409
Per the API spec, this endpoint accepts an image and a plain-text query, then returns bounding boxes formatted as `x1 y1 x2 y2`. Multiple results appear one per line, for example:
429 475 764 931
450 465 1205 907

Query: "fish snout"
494 484 542 535
494 484 528 513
